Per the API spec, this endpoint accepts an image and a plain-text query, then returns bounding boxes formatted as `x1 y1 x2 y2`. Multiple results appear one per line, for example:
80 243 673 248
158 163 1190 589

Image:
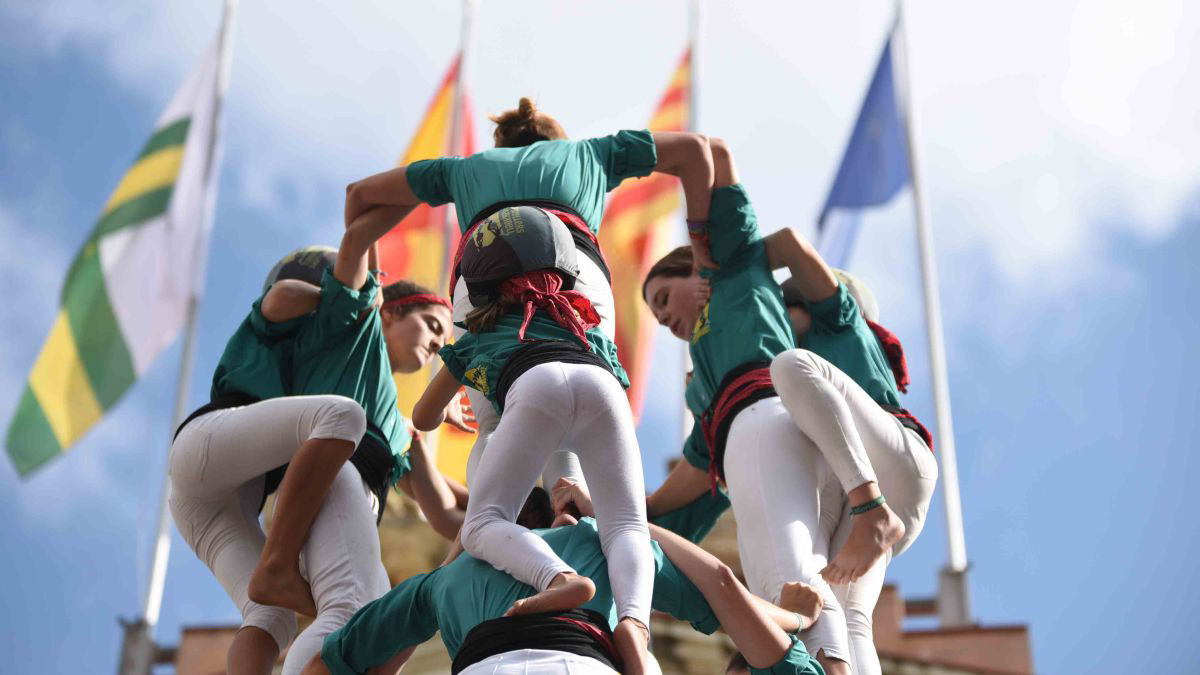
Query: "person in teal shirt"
307 488 824 675
253 220 475 674
412 205 660 674
640 139 855 674
169 254 370 675
343 97 719 502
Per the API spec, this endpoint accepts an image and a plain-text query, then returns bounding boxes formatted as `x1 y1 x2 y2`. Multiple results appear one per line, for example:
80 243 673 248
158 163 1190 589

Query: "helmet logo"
473 208 527 248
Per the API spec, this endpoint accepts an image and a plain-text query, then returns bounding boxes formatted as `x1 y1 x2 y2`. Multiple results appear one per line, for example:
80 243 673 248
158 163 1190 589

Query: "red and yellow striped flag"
379 54 477 483
599 48 690 419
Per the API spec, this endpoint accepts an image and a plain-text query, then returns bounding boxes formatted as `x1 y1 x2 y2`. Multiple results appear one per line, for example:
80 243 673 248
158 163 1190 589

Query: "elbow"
411 405 440 433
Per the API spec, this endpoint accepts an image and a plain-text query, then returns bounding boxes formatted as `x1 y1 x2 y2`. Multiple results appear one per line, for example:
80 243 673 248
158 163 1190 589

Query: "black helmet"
459 206 579 305
262 245 337 294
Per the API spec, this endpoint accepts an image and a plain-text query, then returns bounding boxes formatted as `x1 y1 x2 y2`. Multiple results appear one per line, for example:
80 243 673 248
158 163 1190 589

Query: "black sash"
495 340 615 412
451 608 619 674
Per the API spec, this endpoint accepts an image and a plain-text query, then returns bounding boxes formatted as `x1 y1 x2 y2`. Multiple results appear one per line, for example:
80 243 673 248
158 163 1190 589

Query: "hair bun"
517 97 536 120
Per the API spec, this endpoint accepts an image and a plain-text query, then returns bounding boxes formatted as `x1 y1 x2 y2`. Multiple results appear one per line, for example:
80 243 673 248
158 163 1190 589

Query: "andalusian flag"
378 54 477 483
6 36 227 476
599 48 690 418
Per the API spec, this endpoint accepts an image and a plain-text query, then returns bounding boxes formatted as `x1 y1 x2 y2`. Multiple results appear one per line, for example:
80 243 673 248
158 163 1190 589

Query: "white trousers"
280 464 391 675
722 398 851 664
771 348 940 674
458 649 621 675
770 349 939 557
168 395 367 650
452 247 614 491
459 362 653 627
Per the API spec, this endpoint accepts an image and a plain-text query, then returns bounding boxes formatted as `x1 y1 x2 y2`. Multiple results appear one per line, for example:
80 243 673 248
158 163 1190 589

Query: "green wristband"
850 495 887 516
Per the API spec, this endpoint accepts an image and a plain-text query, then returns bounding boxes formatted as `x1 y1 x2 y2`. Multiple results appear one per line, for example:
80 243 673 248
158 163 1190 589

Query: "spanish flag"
379 54 477 482
598 48 690 419
6 35 227 476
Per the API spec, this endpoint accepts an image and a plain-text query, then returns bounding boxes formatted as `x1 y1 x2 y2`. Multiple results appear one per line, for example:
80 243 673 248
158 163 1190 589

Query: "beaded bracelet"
686 219 708 235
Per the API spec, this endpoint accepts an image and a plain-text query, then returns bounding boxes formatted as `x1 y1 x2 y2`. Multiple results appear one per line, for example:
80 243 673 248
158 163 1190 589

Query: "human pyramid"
168 98 938 675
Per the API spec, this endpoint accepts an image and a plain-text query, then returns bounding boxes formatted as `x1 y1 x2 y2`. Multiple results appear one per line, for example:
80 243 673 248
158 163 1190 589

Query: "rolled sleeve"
586 129 658 191
707 183 763 270
805 282 859 333
405 157 462 207
649 541 722 635
321 573 439 674
681 424 711 473
313 269 380 336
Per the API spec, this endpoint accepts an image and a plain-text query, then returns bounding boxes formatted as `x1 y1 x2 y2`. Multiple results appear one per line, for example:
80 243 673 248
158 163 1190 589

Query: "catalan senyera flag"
379 54 477 483
598 48 690 419
6 36 226 477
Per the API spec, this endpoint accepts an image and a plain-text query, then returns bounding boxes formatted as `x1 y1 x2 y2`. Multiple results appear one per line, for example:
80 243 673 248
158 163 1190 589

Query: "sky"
2 1 1199 672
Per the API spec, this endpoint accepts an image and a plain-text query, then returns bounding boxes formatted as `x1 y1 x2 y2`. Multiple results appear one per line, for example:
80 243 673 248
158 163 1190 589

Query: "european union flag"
818 35 910 268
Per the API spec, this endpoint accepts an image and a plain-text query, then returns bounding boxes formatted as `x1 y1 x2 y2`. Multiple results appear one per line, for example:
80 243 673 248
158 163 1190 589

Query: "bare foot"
821 503 904 585
612 617 651 675
780 581 825 630
248 559 317 618
504 572 595 617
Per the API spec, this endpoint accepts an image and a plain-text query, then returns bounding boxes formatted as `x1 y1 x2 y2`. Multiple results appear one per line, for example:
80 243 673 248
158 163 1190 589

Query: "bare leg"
248 436 356 617
228 626 279 675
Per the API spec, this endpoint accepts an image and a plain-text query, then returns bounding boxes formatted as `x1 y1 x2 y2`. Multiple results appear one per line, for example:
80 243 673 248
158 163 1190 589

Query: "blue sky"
2 1 1199 672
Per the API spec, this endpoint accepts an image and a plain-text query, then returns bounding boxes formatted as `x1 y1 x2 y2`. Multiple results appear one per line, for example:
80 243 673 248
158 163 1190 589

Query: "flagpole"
118 2 239 673
681 0 700 448
892 1 971 626
425 0 477 463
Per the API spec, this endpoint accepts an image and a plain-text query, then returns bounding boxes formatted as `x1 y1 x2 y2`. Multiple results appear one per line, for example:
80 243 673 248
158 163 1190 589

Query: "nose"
653 308 671 326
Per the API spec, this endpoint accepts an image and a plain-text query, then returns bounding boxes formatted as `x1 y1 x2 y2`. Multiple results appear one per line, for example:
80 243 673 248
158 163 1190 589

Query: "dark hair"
382 279 440 318
463 294 518 334
516 487 555 529
641 245 695 303
490 97 567 148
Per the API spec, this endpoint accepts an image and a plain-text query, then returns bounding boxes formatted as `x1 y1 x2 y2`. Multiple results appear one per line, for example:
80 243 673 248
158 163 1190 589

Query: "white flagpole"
892 1 971 626
426 0 477 463
119 2 239 673
681 0 701 447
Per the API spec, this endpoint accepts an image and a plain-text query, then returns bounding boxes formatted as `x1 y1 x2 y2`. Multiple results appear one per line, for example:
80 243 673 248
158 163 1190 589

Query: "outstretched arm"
261 279 321 323
764 228 838 303
344 167 424 229
335 204 415 293
646 458 711 519
412 367 463 432
648 523 794 669
395 431 465 541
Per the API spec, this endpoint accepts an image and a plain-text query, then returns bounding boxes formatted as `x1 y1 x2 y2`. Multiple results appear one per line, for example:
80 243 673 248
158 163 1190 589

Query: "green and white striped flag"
6 35 227 476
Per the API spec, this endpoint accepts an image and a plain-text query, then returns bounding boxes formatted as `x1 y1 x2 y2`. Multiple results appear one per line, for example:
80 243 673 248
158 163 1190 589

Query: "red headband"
381 294 452 312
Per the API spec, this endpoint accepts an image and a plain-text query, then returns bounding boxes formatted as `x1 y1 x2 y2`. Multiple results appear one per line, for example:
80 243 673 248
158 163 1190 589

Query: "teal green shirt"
755 635 825 675
799 282 900 407
682 184 796 468
209 294 307 402
651 484 731 544
291 270 413 482
439 313 629 414
405 130 658 233
321 518 721 674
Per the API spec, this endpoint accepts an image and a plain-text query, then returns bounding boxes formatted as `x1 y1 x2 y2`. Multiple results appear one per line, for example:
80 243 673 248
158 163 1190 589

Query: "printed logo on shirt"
691 302 711 344
465 365 490 394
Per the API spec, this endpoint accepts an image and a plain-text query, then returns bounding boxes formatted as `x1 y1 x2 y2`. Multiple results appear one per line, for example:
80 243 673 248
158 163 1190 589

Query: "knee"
771 349 824 390
459 507 503 555
313 396 367 445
